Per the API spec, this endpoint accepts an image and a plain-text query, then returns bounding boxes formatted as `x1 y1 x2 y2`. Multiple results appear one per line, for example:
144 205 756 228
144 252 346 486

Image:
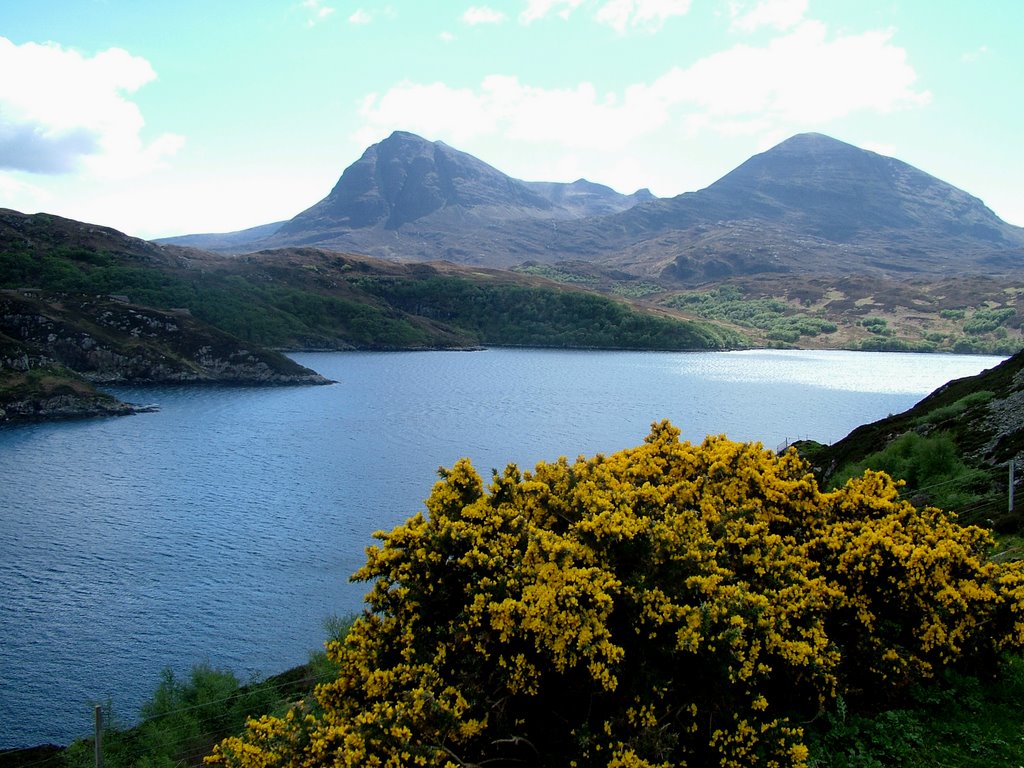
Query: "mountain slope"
523 178 656 217
596 133 1024 281
798 348 1024 528
158 132 1024 283
1 208 742 354
158 131 656 256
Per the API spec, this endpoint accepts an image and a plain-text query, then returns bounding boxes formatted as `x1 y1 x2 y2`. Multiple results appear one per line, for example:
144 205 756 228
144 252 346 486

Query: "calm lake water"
0 348 1006 748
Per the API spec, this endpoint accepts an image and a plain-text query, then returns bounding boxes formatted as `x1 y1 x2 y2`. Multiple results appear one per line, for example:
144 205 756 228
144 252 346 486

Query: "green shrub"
665 288 836 341
913 391 995 426
830 432 991 510
61 663 308 768
860 317 890 335
964 308 1015 336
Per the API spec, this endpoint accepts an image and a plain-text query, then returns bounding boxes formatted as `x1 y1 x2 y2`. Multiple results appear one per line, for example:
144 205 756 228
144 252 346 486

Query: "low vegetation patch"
665 286 837 344
658 277 1024 354
808 657 1024 767
829 431 993 512
913 391 996 427
352 276 745 350
50 616 356 768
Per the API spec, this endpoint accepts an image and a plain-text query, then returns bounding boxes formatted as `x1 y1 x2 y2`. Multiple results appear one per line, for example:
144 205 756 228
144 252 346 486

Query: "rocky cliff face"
1 291 330 385
0 377 143 423
0 290 330 424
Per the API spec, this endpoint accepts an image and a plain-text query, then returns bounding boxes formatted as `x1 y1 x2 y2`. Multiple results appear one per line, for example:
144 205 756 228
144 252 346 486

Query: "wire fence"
2 660 345 768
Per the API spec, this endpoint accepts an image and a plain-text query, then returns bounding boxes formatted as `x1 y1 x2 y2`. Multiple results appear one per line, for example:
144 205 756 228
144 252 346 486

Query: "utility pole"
94 705 103 768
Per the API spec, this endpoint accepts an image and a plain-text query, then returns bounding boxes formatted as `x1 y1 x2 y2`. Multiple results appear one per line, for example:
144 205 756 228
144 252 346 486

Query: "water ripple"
0 349 1003 748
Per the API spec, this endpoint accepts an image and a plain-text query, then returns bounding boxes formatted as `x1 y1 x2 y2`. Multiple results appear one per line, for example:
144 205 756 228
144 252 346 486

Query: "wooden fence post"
94 704 103 768
1010 459 1015 516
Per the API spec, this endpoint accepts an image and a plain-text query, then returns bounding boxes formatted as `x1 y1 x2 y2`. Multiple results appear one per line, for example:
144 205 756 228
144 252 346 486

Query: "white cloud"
356 76 651 150
0 172 49 209
301 0 335 26
519 0 586 23
861 141 898 158
0 37 183 178
348 8 372 24
595 0 692 33
729 0 807 33
961 44 989 62
463 6 508 24
356 19 928 154
654 21 931 125
439 31 457 42
519 0 689 29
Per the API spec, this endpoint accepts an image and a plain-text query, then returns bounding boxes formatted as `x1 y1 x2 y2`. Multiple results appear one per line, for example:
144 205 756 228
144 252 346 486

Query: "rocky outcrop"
0 385 145 423
0 289 331 424
0 290 331 385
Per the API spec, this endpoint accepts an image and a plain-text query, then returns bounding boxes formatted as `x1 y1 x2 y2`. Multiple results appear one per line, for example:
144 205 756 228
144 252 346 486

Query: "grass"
912 391 996 427
828 431 994 511
18 614 361 768
808 657 1024 767
5 608 1022 768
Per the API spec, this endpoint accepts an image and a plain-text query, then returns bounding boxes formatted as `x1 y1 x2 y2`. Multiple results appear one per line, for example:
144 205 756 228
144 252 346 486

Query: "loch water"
0 348 1007 748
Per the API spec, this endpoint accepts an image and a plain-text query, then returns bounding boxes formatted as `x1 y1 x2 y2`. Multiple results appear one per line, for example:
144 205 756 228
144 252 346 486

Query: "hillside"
655 272 1024 355
799 348 1024 530
0 209 746 422
0 284 331 424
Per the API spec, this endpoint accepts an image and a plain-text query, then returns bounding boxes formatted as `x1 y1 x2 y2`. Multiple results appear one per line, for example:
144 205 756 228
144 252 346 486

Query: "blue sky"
1 0 1022 239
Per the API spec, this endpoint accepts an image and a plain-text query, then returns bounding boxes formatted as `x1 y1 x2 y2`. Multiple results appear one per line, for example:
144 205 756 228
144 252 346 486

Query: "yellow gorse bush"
207 421 1024 768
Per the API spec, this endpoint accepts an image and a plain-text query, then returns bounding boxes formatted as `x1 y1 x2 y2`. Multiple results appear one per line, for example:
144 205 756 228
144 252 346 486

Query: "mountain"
590 133 1024 281
523 178 656 217
158 131 657 257
159 132 1024 283
152 220 285 251
274 131 558 236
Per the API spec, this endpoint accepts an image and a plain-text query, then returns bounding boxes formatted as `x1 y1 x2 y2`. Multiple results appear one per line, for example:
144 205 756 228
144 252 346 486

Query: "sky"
1 0 1022 239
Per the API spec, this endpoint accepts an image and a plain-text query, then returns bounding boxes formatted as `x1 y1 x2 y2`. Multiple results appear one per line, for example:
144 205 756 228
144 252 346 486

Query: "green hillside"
797 351 1024 532
0 212 745 353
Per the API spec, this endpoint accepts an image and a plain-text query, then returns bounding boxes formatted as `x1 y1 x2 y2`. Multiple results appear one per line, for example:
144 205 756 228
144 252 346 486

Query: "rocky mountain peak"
275 131 554 235
157 131 1024 282
702 132 1011 242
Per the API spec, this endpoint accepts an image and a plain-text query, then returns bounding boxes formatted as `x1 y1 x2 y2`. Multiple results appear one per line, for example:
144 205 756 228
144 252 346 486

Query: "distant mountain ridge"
610 133 1024 281
161 131 654 260
158 131 1024 283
